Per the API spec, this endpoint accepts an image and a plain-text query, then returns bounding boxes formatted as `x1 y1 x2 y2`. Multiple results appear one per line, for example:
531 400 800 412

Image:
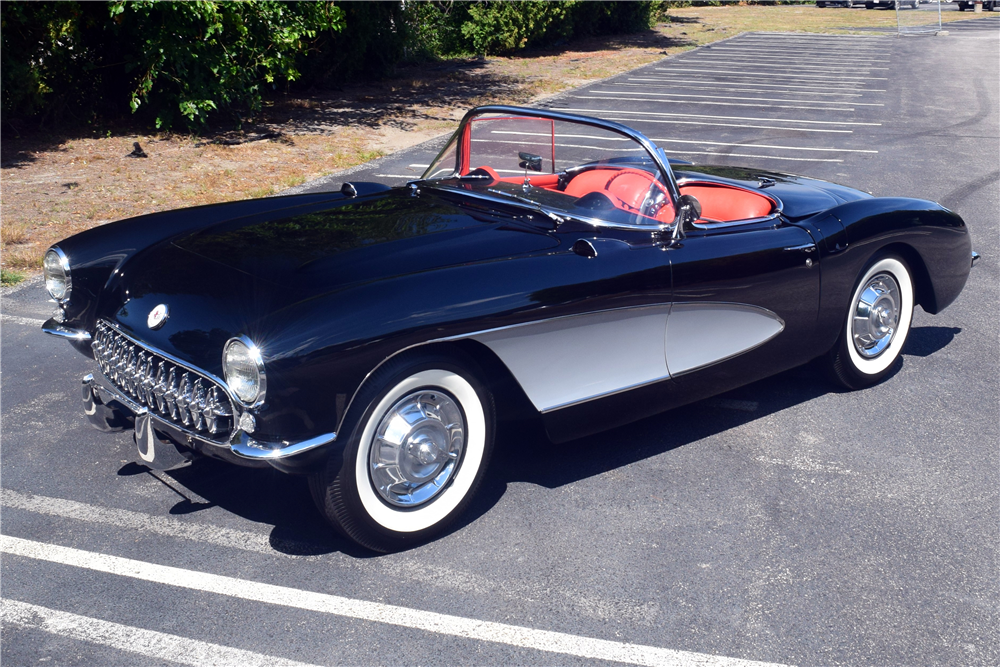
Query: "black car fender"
794 197 971 354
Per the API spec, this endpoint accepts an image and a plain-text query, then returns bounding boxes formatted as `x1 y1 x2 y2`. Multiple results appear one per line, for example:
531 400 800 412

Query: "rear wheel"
827 255 914 390
309 352 495 552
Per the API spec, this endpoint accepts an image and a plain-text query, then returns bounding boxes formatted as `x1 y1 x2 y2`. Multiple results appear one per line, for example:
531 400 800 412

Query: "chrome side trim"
229 430 337 460
42 318 92 341
665 302 785 377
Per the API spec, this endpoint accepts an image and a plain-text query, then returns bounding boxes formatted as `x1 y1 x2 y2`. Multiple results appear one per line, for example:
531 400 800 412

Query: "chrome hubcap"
369 390 465 508
852 273 901 358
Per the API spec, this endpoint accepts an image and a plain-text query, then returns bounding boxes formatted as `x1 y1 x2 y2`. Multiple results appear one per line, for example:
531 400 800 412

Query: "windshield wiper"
487 188 566 225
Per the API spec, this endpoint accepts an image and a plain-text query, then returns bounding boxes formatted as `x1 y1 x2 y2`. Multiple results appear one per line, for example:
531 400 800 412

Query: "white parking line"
1 313 46 327
712 44 890 53
572 95 854 112
652 139 877 154
1 490 667 626
698 48 889 60
554 107 882 126
654 68 888 81
635 75 877 91
617 82 868 97
2 536 788 667
662 150 843 163
627 78 884 93
597 117 853 133
591 90 883 107
1 599 322 667
680 59 890 71
1 489 308 557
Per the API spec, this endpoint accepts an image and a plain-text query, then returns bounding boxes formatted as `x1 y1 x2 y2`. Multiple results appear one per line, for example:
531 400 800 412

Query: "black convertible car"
43 106 976 551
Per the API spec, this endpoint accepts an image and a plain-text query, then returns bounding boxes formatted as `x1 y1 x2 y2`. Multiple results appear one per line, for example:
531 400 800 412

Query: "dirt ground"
2 5 992 282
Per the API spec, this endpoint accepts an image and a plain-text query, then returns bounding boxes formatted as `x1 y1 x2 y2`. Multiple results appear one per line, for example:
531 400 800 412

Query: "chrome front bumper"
82 373 335 463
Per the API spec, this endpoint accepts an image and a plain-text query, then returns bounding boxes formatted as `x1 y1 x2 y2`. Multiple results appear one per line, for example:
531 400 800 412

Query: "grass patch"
1 268 26 286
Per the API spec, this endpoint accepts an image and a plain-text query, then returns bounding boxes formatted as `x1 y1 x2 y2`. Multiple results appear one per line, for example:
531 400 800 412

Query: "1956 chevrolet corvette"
42 106 976 551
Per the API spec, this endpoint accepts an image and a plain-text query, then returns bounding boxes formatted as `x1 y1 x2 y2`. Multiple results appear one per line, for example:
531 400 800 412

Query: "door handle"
784 243 817 253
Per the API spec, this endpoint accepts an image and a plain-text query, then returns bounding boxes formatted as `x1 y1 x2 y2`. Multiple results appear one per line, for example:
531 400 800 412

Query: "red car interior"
467 166 774 225
677 183 774 222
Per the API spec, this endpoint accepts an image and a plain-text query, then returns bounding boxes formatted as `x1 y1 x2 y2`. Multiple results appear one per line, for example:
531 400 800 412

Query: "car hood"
674 166 872 220
170 189 559 293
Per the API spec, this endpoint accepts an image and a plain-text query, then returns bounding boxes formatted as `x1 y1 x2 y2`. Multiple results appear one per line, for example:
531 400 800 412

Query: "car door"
665 219 820 391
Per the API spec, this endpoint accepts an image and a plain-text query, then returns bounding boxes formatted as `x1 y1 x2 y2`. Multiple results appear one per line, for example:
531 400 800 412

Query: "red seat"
678 184 773 222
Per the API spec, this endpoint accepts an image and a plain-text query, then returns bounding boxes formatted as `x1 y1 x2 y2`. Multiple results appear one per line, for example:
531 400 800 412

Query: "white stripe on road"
571 95 854 112
594 117 853 133
1 313 46 327
652 139 877 154
617 82 868 97
591 89 883 107
661 150 843 163
553 107 882 126
634 75 877 91
654 68 888 81
2 536 788 667
680 59 890 71
374 174 425 179
697 47 890 60
627 78 884 93
1 489 309 557
1 599 321 667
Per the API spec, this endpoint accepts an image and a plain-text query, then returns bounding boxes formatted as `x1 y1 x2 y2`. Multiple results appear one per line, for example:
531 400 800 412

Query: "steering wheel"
604 169 670 218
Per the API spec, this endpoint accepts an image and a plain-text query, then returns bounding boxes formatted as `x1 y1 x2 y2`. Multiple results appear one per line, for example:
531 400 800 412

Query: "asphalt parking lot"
3 19 998 667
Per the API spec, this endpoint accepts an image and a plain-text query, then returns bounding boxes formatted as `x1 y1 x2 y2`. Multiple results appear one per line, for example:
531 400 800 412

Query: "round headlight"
223 337 266 405
44 247 71 301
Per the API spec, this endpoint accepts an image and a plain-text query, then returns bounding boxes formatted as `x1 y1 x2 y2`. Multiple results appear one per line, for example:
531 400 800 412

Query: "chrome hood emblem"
147 304 169 330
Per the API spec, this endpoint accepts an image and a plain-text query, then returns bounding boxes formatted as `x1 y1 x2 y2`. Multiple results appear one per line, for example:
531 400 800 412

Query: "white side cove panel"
471 306 671 413
665 302 785 377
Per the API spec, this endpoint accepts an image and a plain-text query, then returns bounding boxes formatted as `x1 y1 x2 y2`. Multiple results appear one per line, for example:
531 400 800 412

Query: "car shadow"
143 329 959 558
903 326 961 358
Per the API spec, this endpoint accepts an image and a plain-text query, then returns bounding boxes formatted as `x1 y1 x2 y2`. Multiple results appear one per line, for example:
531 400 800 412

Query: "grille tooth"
92 321 234 442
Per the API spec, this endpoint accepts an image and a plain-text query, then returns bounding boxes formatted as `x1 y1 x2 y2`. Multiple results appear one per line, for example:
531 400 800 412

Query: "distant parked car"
817 1 858 7
957 0 997 9
866 0 919 7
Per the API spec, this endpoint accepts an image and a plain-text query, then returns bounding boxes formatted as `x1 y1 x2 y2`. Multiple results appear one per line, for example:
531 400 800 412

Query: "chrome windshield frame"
420 104 682 213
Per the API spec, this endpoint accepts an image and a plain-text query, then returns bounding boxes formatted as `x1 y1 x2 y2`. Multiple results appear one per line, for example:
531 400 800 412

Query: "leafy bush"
110 1 343 129
2 1 343 130
1 0 665 130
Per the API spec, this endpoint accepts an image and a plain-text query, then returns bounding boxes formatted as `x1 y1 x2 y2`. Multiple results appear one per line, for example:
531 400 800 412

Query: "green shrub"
110 1 344 129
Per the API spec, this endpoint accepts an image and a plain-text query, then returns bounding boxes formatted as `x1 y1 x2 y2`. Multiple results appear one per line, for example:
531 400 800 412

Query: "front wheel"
826 255 914 390
310 353 495 552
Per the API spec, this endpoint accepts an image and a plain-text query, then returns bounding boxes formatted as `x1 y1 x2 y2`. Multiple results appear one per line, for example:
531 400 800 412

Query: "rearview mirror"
672 194 702 241
518 152 542 172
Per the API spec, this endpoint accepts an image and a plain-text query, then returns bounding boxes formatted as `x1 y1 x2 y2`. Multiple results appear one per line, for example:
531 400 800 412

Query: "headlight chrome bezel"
222 336 267 408
44 246 72 302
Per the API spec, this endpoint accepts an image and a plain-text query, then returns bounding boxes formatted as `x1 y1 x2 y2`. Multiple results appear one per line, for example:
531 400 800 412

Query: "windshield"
422 109 676 228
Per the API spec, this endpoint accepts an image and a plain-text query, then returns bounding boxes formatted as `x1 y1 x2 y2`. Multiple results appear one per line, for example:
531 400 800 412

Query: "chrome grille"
92 321 234 440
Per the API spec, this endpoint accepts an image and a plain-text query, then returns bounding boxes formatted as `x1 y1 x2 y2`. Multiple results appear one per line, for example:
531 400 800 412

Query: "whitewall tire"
310 352 495 552
828 255 914 389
